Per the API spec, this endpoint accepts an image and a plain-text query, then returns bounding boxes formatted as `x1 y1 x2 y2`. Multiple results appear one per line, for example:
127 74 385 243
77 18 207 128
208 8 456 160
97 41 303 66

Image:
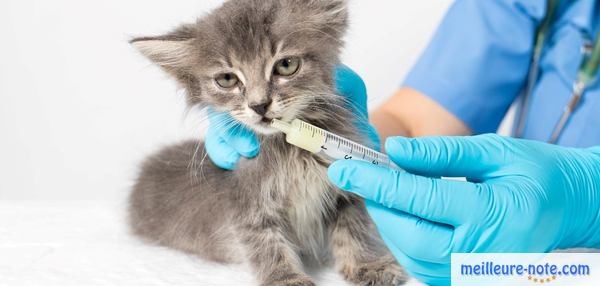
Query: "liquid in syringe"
271 119 402 171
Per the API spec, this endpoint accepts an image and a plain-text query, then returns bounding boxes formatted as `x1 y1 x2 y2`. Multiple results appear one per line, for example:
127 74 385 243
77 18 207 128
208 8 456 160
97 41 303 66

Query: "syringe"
271 119 403 171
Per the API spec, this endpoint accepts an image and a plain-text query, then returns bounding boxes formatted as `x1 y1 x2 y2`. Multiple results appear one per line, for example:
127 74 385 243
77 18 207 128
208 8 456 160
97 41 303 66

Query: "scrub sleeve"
403 0 547 134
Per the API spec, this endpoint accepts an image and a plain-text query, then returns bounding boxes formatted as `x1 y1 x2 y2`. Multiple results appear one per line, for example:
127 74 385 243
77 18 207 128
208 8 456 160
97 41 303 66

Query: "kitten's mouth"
251 116 283 135
259 116 283 127
261 117 276 124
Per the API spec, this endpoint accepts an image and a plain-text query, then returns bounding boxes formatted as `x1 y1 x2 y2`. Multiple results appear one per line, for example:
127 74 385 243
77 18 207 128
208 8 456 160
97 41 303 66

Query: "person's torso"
523 0 599 147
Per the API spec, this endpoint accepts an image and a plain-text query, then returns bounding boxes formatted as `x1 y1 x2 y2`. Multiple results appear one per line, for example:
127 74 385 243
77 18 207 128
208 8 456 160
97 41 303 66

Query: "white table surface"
0 201 422 286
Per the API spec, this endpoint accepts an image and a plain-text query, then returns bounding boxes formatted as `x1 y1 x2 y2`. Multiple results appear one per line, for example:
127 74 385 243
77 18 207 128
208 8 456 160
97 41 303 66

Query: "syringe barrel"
319 131 403 171
279 119 327 153
271 119 402 171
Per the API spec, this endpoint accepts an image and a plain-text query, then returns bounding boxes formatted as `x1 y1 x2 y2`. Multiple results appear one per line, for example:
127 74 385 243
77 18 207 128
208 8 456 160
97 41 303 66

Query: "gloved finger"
365 200 453 264
589 146 600 155
328 160 484 225
222 124 260 158
335 65 369 120
205 126 241 171
208 108 259 158
385 134 506 180
380 233 451 286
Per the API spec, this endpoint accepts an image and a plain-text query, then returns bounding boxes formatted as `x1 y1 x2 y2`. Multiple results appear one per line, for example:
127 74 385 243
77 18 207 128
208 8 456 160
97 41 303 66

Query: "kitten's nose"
249 100 272 116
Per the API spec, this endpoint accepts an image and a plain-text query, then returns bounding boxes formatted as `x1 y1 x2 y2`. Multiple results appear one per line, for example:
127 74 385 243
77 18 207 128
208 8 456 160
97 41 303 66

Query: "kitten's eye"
215 73 239 89
274 57 301 77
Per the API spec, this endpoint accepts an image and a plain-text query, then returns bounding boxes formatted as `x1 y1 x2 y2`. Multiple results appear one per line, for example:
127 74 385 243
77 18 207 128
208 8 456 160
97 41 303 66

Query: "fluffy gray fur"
128 0 407 285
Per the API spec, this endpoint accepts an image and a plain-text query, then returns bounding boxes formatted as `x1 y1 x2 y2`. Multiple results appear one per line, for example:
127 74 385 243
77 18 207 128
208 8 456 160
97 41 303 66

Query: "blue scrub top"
404 0 599 148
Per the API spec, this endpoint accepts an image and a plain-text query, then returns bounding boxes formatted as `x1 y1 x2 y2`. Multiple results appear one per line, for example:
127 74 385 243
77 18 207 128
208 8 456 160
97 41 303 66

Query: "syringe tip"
271 119 292 134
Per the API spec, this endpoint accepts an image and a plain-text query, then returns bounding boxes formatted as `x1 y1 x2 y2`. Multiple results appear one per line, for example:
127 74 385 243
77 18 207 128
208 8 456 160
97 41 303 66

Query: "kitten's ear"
130 24 197 71
306 0 348 32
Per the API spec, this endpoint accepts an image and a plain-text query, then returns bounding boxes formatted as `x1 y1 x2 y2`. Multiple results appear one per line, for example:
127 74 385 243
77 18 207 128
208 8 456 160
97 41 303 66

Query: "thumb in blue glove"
204 108 260 170
328 134 600 286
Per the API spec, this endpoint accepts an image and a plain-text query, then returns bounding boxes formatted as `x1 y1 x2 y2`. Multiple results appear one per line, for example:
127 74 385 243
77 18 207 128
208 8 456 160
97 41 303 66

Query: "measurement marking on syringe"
270 119 402 171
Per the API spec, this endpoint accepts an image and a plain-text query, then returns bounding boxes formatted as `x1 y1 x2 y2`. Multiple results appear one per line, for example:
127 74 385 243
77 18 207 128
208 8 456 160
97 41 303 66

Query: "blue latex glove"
204 109 260 170
328 134 600 286
205 65 379 170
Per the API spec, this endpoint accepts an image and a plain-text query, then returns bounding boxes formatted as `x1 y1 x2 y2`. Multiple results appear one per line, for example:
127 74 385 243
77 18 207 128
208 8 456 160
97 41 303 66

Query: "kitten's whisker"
189 140 203 185
303 93 366 119
197 144 210 184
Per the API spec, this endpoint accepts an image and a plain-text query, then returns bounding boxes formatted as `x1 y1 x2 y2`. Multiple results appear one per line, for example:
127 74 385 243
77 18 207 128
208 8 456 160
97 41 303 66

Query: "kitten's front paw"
342 256 408 286
261 273 316 286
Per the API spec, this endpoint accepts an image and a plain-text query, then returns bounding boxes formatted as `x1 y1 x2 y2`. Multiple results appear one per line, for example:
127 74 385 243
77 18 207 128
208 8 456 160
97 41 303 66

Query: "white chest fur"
273 153 338 261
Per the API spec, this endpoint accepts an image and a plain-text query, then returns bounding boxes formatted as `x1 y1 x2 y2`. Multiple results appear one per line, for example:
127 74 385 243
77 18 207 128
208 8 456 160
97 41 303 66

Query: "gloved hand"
204 108 260 170
205 65 379 170
328 134 600 286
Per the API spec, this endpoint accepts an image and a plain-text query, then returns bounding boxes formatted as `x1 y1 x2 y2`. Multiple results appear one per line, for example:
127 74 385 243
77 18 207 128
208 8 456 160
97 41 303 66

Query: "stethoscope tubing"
514 0 598 144
548 81 586 144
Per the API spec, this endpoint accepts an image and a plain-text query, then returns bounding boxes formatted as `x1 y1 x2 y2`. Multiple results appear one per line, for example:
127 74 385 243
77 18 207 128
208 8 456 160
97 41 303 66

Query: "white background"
0 0 455 201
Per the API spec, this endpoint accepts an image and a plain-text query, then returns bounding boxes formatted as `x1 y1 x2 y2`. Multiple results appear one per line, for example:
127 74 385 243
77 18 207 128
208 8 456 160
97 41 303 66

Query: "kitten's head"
132 0 348 134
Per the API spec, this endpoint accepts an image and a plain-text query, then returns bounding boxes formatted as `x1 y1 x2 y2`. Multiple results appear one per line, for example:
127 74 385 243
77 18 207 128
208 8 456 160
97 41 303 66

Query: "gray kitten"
128 0 406 285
